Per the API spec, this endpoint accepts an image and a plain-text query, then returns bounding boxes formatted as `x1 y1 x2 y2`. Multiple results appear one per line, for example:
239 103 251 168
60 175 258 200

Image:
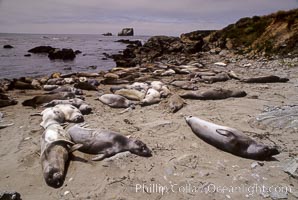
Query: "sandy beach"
0 52 298 200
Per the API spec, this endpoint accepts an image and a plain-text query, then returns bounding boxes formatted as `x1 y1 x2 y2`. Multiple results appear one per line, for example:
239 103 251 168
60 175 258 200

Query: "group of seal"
39 97 151 188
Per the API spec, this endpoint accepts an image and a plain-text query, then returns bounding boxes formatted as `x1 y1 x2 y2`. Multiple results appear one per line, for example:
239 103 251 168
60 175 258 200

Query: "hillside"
207 9 298 56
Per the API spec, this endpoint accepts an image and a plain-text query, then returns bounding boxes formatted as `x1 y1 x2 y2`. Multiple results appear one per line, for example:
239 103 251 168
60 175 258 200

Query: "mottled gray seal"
185 116 279 160
115 89 145 101
180 88 246 100
98 94 133 108
46 86 83 95
167 94 185 113
41 123 82 188
66 124 152 161
43 98 92 114
22 92 76 107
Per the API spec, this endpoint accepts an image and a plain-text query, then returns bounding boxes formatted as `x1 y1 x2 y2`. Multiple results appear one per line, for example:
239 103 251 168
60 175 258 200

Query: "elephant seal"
170 80 198 90
22 92 76 107
66 124 152 161
180 88 246 100
141 88 161 106
241 75 289 83
185 116 279 160
115 89 145 101
98 94 133 108
43 98 92 114
201 72 230 83
0 99 18 108
47 86 83 95
167 94 185 113
53 104 84 123
74 82 98 91
41 123 82 188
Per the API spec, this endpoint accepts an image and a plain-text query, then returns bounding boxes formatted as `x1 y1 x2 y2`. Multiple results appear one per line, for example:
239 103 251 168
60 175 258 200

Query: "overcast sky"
0 0 297 36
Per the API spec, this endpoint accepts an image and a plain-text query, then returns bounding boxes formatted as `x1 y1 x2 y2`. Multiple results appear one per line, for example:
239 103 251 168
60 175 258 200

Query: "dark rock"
48 48 76 60
24 54 31 57
75 50 82 54
3 45 14 49
102 32 112 36
118 28 134 36
115 39 142 47
0 191 22 200
28 46 55 54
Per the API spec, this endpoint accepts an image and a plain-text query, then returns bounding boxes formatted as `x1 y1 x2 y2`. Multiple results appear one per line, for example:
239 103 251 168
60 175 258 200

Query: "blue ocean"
0 33 149 79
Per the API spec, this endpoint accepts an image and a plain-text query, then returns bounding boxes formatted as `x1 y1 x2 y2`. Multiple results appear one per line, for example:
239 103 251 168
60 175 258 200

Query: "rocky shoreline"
0 9 298 200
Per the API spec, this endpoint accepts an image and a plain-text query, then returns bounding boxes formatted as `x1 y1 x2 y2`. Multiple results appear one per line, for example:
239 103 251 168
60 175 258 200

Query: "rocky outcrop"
3 45 14 49
207 8 298 56
48 48 76 60
102 32 112 36
28 46 55 54
118 28 134 36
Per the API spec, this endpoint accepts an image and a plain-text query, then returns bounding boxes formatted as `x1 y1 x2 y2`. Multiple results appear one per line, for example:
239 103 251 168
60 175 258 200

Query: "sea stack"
118 28 134 36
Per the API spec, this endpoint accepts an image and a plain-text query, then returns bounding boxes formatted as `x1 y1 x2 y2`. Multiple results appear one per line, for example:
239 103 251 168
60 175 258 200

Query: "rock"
115 39 142 47
283 158 298 178
28 46 54 53
102 32 112 36
270 190 288 200
48 48 76 60
0 191 22 200
75 50 82 54
24 54 31 57
118 28 134 36
3 45 14 49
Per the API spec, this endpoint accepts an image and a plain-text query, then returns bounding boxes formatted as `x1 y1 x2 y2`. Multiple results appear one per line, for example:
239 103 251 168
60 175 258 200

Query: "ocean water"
0 33 149 79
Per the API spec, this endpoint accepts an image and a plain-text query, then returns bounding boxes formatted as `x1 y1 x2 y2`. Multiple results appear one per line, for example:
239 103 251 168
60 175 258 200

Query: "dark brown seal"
22 92 75 107
241 75 289 83
67 124 152 161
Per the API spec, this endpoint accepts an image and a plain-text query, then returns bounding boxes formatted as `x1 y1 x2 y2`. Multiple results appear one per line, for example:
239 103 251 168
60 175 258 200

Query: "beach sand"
0 55 298 200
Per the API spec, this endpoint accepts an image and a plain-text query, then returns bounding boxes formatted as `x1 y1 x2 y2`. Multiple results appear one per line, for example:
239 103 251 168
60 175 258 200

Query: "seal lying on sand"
180 88 246 100
98 94 133 108
41 123 82 188
141 88 161 106
185 116 279 160
43 98 92 114
46 86 83 95
241 75 289 83
66 124 152 161
22 92 76 107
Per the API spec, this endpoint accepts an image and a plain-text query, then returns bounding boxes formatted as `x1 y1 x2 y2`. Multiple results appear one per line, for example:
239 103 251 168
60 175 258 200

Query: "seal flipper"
69 144 84 153
216 129 236 138
91 154 106 161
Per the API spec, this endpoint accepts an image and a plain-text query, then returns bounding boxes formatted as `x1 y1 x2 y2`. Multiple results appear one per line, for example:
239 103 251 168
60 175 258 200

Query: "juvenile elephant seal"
180 88 246 100
67 124 152 161
50 104 84 123
167 94 185 113
241 75 289 83
43 98 92 114
115 89 145 101
141 88 161 106
41 123 82 188
47 86 83 95
185 116 279 160
22 92 75 107
98 94 133 108
74 82 98 91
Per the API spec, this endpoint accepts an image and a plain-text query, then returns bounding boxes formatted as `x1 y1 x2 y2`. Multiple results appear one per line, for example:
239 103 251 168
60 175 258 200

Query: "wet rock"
118 28 134 36
115 39 142 47
102 32 112 36
28 46 54 53
75 50 82 54
24 54 31 57
3 45 14 49
0 191 22 200
283 158 298 179
48 48 76 60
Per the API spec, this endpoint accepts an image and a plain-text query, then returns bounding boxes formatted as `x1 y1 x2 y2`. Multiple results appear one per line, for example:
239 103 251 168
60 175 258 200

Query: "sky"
0 0 297 36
